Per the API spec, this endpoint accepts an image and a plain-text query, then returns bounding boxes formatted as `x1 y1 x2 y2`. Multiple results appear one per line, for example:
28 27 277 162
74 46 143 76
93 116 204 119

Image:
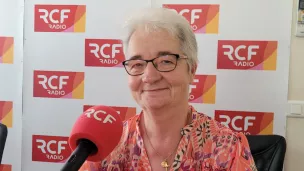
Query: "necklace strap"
143 111 191 162
144 122 178 161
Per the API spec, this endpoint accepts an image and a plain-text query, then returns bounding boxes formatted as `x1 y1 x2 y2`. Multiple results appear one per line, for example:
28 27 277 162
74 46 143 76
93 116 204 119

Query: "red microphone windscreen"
69 105 123 162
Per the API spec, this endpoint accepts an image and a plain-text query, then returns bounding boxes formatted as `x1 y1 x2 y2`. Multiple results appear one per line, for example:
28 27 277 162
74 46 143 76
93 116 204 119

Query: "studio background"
0 0 299 170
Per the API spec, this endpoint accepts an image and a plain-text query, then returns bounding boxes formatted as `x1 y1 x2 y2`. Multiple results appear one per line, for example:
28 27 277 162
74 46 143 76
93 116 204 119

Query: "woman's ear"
191 64 197 74
189 64 197 84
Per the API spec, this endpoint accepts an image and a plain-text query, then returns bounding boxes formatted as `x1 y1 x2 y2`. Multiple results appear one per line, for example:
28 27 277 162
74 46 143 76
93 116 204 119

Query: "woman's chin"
142 98 169 110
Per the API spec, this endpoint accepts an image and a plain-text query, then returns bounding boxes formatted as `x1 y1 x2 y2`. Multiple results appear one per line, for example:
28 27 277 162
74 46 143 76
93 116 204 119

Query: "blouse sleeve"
211 129 257 171
78 144 126 171
229 133 258 171
78 161 102 171
78 152 125 171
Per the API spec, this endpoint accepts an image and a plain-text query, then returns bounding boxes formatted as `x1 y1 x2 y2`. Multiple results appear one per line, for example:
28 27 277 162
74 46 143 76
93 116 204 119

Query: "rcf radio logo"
0 37 14 64
33 70 84 99
217 40 278 70
0 164 12 171
83 105 136 121
32 135 71 163
34 5 86 32
0 101 13 128
85 39 125 67
163 4 219 34
214 110 274 135
189 75 216 104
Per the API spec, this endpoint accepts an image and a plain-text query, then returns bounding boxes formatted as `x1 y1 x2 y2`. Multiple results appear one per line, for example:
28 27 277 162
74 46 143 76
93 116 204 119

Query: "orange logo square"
189 75 216 104
217 40 278 70
85 39 125 67
32 135 71 163
0 37 14 64
0 101 13 128
33 70 84 99
163 4 219 34
214 110 274 135
0 164 12 171
34 5 86 32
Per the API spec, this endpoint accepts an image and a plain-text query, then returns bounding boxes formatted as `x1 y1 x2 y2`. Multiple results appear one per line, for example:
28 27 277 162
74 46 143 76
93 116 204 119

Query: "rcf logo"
0 37 14 64
83 105 136 121
163 4 219 34
189 75 216 104
0 164 12 171
214 110 274 135
34 5 86 32
83 107 118 124
85 39 124 67
0 101 13 128
32 135 71 163
33 70 84 99
217 40 278 70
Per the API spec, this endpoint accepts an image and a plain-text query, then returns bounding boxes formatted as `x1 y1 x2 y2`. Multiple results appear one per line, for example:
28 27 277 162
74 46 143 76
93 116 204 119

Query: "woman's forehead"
126 51 177 60
125 30 180 59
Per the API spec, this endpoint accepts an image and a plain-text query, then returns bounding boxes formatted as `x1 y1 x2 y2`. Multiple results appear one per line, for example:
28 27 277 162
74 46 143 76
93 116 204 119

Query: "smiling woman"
125 28 192 113
79 7 258 171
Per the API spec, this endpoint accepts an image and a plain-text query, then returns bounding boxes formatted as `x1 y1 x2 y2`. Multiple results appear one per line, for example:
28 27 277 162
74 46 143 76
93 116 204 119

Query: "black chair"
0 123 8 164
246 134 286 171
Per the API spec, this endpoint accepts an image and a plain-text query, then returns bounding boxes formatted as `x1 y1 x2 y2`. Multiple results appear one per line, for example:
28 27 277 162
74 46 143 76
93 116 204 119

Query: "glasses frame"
122 53 188 76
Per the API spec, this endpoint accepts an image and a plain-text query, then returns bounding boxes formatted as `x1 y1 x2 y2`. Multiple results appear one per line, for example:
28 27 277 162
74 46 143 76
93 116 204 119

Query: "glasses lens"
154 55 177 71
124 60 147 75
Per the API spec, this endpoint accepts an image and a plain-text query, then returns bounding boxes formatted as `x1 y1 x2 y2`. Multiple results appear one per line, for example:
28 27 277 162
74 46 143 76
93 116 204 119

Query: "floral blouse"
79 105 257 171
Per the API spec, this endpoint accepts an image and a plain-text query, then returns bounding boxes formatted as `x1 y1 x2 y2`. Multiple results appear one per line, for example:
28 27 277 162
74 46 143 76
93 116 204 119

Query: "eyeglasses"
122 54 188 76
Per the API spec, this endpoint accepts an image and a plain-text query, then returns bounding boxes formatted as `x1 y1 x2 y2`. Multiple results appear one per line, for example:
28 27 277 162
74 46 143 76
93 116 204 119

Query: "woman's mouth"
144 88 168 92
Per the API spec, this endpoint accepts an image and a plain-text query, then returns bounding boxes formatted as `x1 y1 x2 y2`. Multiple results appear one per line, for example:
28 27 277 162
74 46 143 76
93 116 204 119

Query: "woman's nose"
142 62 161 83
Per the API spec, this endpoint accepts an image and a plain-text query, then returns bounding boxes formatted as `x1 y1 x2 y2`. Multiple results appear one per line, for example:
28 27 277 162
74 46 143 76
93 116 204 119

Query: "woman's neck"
141 102 190 139
140 102 191 168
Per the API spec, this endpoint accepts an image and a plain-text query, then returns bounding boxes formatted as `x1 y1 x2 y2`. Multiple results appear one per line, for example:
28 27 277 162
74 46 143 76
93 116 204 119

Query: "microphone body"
60 105 123 171
60 140 97 171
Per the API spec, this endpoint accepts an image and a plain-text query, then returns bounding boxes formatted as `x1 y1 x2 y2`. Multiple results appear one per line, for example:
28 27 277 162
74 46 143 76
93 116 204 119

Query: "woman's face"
126 28 196 110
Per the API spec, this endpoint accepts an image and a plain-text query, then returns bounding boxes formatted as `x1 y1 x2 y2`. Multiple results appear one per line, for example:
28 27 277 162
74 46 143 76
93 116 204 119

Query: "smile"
143 88 168 92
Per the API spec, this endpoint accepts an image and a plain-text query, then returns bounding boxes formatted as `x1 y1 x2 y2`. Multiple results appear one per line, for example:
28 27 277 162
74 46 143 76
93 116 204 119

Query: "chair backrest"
0 123 8 164
246 134 286 171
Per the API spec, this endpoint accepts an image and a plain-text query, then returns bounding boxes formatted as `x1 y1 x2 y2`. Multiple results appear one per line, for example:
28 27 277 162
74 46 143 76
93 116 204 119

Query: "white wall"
285 115 304 171
0 0 24 170
288 0 304 101
285 0 304 170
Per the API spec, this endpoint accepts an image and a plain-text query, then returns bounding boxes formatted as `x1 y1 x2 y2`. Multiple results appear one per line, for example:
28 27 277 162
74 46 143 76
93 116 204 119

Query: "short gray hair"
122 7 198 71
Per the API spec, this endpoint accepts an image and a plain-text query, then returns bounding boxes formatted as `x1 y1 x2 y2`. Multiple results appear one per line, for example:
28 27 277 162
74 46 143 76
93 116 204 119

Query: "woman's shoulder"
122 114 140 131
192 110 256 170
192 109 246 140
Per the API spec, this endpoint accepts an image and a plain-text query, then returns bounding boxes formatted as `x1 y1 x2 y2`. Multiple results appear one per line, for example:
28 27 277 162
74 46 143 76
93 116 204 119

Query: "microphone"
60 105 124 171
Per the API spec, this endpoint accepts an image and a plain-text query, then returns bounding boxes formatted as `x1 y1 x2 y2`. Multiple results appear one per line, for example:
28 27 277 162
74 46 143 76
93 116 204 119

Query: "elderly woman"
80 7 257 171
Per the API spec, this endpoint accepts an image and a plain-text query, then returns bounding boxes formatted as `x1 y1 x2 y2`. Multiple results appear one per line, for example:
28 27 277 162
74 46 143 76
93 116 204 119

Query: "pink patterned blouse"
79 105 257 171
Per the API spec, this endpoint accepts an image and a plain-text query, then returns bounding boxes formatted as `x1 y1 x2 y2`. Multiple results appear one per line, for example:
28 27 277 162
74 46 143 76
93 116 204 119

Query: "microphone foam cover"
69 105 123 162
